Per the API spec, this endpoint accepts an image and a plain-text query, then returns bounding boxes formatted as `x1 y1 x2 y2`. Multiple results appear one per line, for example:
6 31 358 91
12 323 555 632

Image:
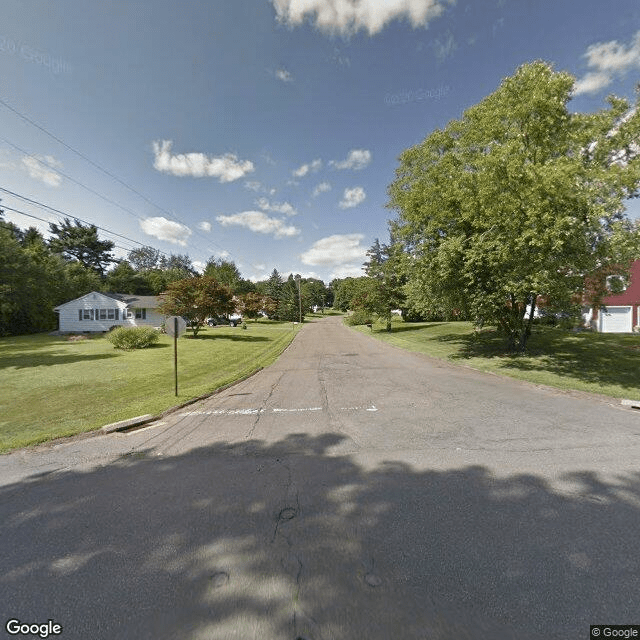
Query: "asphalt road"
2 315 640 639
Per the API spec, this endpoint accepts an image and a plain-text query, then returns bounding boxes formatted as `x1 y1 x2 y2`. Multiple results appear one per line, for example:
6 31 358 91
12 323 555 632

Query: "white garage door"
599 306 632 333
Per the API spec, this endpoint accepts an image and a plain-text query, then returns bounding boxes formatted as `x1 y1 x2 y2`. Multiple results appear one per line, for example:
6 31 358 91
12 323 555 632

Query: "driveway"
2 315 640 639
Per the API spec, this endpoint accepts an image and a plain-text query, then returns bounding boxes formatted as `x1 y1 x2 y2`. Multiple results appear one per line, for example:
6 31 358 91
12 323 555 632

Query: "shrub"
345 309 373 326
107 326 160 350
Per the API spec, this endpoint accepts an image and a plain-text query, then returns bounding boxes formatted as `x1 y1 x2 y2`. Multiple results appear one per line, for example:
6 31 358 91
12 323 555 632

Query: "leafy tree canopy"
159 276 234 337
48 218 116 275
387 61 640 351
203 258 242 291
127 246 162 271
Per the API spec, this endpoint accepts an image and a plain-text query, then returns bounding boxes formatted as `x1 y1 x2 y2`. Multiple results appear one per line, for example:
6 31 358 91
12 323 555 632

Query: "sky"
1 0 639 284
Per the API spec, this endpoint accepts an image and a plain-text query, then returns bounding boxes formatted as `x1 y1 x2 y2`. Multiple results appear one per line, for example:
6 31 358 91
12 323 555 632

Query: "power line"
0 136 156 226
0 186 167 254
1 203 141 256
0 97 240 262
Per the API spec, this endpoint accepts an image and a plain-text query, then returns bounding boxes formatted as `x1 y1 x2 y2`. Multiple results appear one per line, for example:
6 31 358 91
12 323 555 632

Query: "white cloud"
300 233 368 267
275 67 294 82
216 211 300 238
330 149 372 170
152 140 254 182
140 216 192 246
271 0 451 36
339 186 366 209
312 181 332 197
244 180 262 192
21 155 63 187
574 31 640 95
574 72 612 95
256 197 298 216
197 221 212 232
292 158 322 178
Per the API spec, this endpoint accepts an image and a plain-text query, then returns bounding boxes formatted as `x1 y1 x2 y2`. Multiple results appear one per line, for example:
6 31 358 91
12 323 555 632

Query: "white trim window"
107 308 118 320
135 308 147 320
79 309 94 321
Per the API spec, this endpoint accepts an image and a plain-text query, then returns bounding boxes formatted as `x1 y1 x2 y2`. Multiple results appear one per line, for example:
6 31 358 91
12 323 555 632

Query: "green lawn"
352 319 640 400
0 322 297 452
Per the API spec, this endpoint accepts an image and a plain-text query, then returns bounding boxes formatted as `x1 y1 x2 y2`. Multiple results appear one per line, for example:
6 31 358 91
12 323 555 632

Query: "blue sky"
1 0 639 283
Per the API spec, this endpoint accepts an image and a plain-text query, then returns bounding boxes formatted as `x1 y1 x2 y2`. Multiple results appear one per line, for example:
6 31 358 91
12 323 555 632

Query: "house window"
107 309 118 320
98 309 107 320
80 309 94 321
606 275 627 293
135 308 146 320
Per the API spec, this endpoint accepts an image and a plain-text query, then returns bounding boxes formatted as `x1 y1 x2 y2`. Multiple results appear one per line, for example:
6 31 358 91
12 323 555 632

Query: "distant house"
54 292 165 333
588 260 640 333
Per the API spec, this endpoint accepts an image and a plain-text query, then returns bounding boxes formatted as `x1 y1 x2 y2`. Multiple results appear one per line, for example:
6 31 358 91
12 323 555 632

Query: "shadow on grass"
188 334 270 342
438 328 640 392
377 322 449 333
0 351 120 370
1 433 638 639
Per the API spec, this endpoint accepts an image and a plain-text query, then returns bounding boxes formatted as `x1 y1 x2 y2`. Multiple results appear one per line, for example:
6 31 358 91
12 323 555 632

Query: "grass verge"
351 319 640 400
0 322 298 452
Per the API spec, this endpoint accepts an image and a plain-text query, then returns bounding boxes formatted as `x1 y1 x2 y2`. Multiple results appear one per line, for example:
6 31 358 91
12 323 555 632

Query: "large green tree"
105 261 154 295
203 258 243 292
363 238 407 331
159 276 234 337
48 218 116 275
277 275 305 322
388 61 640 351
127 246 161 271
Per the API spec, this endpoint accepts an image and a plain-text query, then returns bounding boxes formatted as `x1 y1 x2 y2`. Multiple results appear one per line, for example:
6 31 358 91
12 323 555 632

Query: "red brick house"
589 260 640 332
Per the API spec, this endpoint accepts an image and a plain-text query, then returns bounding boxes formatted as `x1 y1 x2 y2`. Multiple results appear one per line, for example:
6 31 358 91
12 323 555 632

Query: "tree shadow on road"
1 434 638 639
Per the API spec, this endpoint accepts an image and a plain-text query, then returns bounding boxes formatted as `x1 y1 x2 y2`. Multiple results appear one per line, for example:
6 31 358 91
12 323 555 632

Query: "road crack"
245 371 284 440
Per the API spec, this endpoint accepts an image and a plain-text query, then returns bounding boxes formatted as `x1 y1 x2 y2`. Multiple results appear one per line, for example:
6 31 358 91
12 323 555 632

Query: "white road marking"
179 405 378 417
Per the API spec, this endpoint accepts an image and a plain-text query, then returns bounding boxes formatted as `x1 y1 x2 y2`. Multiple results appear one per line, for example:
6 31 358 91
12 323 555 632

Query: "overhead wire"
0 97 256 268
0 186 169 255
1 203 142 256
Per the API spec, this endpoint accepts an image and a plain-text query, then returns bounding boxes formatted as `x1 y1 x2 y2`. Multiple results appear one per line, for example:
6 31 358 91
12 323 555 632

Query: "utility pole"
295 275 302 324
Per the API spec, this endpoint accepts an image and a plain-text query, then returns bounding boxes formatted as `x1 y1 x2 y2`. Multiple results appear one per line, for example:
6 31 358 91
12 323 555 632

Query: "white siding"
55 292 164 332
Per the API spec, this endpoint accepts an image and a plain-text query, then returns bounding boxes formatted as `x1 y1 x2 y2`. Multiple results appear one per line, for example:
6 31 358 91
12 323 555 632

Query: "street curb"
109 366 268 434
101 414 155 434
159 367 265 418
621 399 640 409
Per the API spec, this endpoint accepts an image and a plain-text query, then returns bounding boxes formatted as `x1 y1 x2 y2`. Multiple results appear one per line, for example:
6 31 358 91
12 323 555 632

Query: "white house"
54 292 165 333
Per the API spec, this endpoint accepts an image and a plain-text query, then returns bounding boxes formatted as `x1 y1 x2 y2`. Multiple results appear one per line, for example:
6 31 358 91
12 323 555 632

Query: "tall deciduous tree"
48 218 116 275
127 246 161 271
238 292 276 321
388 61 640 351
203 258 242 292
159 276 234 337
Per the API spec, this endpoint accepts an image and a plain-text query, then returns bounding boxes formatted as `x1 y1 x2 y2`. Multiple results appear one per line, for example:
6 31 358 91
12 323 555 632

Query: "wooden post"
174 317 178 396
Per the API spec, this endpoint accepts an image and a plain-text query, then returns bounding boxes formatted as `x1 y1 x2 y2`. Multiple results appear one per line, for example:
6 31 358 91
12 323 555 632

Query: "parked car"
206 314 242 327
